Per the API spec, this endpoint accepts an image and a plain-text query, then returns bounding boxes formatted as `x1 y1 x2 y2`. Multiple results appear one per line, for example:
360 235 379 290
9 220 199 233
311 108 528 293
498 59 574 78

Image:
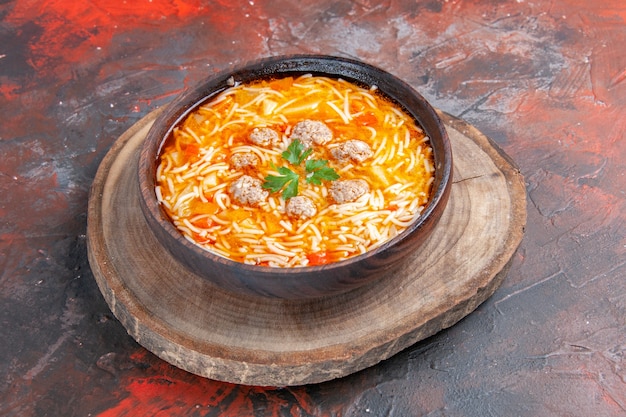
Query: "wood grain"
87 110 526 386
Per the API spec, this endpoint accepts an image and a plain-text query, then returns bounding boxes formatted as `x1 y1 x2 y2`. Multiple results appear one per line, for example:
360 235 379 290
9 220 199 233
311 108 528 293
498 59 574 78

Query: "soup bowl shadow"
137 55 452 300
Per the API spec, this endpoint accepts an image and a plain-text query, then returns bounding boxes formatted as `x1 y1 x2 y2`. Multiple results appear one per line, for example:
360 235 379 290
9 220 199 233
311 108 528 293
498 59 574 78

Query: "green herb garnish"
305 159 340 185
262 139 339 199
282 139 312 165
263 165 300 199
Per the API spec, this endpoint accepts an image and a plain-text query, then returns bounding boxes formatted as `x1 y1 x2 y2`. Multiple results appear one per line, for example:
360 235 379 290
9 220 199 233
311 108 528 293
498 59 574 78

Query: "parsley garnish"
282 139 312 165
263 165 300 199
262 139 339 199
305 159 340 185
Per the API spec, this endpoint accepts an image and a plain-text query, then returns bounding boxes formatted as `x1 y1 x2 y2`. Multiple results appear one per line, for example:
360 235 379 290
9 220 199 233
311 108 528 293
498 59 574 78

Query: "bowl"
137 54 452 299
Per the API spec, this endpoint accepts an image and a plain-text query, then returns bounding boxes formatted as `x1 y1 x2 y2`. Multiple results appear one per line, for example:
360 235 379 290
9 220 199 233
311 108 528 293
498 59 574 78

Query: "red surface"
95 352 319 417
1 0 625 415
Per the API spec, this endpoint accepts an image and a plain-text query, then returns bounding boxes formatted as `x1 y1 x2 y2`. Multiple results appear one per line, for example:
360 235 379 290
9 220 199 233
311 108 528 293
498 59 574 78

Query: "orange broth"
155 75 434 267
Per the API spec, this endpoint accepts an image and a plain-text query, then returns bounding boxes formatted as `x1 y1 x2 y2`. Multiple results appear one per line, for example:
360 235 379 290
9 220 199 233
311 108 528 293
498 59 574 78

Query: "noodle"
156 75 434 267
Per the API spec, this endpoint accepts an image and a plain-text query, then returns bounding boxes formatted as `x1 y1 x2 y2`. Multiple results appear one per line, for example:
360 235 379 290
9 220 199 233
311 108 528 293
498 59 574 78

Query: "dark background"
1 0 625 415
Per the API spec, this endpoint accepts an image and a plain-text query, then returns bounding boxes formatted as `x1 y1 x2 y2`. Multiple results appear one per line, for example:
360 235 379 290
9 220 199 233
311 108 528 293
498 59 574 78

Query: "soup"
155 74 434 267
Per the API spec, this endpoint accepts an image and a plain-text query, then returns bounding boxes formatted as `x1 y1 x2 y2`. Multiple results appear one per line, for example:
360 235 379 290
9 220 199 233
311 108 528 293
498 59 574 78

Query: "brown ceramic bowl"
137 55 452 299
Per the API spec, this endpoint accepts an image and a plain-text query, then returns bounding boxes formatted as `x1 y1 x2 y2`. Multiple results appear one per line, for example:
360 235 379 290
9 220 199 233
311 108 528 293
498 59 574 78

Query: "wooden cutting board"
87 109 526 386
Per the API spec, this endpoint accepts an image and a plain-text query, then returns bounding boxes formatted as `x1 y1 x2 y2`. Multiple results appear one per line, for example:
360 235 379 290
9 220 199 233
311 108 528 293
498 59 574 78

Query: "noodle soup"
156 75 435 267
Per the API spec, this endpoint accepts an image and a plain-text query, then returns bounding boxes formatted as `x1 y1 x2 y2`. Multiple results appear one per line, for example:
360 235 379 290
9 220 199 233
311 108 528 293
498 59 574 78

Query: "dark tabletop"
2 1 625 416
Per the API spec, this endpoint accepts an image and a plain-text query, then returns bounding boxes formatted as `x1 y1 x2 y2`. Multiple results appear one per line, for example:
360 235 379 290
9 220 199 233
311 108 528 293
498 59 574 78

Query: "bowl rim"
138 54 452 279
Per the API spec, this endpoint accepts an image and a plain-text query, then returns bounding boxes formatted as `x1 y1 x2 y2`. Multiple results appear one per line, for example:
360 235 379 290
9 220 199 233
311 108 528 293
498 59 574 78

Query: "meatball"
229 175 268 206
329 179 370 204
249 127 280 147
286 196 317 219
289 120 333 148
229 152 259 170
330 140 373 163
